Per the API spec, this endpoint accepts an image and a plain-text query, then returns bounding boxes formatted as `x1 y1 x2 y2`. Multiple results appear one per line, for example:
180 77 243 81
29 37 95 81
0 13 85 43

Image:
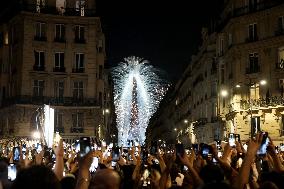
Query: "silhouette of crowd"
0 132 283 189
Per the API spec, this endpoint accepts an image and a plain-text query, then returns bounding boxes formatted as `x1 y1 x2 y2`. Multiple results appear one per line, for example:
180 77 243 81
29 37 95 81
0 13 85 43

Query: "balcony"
33 65 45 71
275 28 284 36
246 36 258 43
71 127 84 133
54 37 66 43
74 38 86 44
20 4 96 17
55 127 64 133
240 96 284 109
276 61 284 70
245 65 260 74
1 96 98 107
34 36 47 41
53 67 66 72
72 68 85 73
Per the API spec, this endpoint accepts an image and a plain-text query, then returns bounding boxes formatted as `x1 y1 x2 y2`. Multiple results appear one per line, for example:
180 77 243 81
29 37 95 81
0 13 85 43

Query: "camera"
150 141 158 155
112 146 120 161
89 157 99 173
13 147 20 162
257 132 269 156
200 144 211 159
8 164 17 181
79 137 91 157
229 133 236 147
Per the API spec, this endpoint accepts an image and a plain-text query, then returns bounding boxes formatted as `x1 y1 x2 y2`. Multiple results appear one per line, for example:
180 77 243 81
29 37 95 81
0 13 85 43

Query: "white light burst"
112 56 168 146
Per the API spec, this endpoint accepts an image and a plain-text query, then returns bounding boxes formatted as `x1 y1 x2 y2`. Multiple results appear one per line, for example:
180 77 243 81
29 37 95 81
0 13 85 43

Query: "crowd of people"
0 132 283 189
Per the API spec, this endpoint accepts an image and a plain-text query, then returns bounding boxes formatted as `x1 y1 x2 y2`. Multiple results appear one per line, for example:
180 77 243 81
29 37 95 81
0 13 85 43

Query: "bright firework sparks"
112 56 169 146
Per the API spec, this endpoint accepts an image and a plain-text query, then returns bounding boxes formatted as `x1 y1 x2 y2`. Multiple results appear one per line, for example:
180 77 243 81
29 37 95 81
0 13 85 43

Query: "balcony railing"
1 95 98 107
20 4 96 17
53 67 66 72
33 65 45 71
216 0 284 32
245 65 260 74
34 36 47 41
246 36 259 43
72 68 85 73
54 37 66 43
54 127 64 133
239 96 284 109
74 38 86 44
71 127 84 133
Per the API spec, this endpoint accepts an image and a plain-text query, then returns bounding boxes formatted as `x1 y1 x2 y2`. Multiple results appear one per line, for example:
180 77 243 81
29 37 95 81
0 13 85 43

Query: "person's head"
89 169 120 189
11 165 61 189
200 164 224 184
60 175 76 189
0 157 9 180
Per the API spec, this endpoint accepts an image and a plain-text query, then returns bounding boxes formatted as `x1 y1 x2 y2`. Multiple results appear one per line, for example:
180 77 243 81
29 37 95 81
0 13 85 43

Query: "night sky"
96 0 223 82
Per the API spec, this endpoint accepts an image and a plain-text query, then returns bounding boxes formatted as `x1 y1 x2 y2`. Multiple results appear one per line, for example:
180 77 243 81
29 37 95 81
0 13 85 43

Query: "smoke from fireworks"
112 56 169 145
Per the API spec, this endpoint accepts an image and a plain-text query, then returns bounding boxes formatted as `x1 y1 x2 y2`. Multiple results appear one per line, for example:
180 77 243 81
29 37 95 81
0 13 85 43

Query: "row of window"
33 51 103 76
35 22 86 43
33 80 84 99
33 80 103 105
54 112 84 132
218 16 284 56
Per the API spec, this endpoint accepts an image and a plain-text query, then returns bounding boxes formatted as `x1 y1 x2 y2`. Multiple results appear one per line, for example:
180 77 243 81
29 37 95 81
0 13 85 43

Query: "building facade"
148 0 284 145
216 0 284 145
0 0 109 142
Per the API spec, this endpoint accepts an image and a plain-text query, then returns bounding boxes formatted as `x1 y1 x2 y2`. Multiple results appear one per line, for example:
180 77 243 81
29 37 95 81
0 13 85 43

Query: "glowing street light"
174 128 177 131
221 89 228 97
184 119 188 124
105 109 110 113
235 84 241 88
260 80 267 86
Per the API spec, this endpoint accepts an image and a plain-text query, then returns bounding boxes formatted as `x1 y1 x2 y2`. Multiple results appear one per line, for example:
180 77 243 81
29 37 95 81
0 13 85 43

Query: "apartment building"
0 0 108 142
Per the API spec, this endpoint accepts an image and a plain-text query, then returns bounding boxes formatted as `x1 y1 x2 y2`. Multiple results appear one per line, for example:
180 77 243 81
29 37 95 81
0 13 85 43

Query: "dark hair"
200 164 225 184
60 176 76 189
11 165 61 189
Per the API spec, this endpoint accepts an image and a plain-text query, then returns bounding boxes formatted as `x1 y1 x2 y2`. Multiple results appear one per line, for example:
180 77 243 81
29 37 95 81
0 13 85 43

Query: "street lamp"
221 89 228 97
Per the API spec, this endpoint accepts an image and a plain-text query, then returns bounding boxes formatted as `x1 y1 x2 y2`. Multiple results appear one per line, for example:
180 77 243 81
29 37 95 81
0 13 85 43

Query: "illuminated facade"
0 0 109 142
216 0 284 145
148 0 284 145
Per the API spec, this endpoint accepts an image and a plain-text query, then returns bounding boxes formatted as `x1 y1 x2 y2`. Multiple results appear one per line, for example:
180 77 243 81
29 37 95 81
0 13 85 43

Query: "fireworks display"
112 56 169 145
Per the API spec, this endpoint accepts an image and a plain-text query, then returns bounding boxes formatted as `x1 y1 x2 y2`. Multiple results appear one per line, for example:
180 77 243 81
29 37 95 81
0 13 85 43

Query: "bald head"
89 169 120 189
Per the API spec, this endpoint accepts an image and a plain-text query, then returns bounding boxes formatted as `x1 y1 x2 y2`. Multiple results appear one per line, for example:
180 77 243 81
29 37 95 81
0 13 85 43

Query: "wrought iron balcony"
245 65 260 74
72 68 85 73
71 127 84 133
54 37 66 43
53 67 66 72
33 65 45 71
1 95 98 107
74 38 86 44
240 96 284 109
20 4 96 17
34 36 47 41
54 127 64 133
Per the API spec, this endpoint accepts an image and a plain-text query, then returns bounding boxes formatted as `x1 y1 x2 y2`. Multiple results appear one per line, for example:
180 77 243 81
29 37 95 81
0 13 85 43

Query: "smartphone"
79 137 91 157
183 165 188 171
13 147 20 162
112 146 120 161
36 143 42 154
192 144 199 155
257 132 269 156
150 141 158 155
280 143 284 152
89 157 99 173
235 134 241 143
200 144 210 159
175 143 185 157
111 161 117 167
229 133 236 147
8 164 17 181
142 149 148 163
